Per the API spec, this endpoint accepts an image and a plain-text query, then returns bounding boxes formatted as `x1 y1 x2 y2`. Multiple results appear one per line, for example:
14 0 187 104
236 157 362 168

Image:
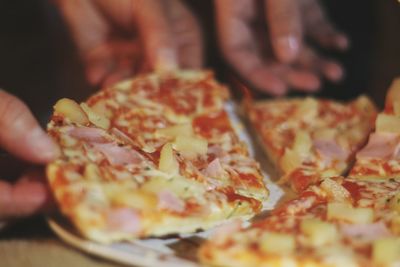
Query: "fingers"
297 46 344 82
164 0 204 69
85 41 141 87
215 0 287 95
265 0 302 63
301 0 349 51
133 0 178 71
0 91 59 164
0 170 53 220
285 70 320 92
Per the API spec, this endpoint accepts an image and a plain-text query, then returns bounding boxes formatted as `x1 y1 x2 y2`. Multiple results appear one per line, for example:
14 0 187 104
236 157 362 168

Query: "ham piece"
157 190 185 213
340 222 392 242
203 158 224 177
92 142 143 165
356 132 400 160
313 138 349 162
106 208 141 233
68 126 108 143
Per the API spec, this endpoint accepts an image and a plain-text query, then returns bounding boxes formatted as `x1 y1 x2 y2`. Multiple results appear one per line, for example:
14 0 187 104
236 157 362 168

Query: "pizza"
247 96 377 192
350 78 400 179
46 70 268 243
199 176 400 267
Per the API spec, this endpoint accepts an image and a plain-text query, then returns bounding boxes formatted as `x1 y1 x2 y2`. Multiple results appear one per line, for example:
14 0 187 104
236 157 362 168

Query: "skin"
0 90 59 220
214 0 349 95
57 0 203 87
0 0 349 219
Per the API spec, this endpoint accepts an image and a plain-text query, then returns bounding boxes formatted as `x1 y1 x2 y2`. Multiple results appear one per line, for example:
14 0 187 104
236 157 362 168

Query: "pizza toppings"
248 95 377 192
356 132 400 160
327 203 374 224
372 237 400 266
53 98 89 125
47 70 267 243
300 218 338 246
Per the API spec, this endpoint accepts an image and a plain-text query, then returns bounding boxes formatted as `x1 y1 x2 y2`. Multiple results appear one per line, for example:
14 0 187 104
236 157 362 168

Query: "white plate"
47 102 284 267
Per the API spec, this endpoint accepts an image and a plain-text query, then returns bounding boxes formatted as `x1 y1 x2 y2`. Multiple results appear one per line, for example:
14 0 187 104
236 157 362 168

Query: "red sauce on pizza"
193 111 232 138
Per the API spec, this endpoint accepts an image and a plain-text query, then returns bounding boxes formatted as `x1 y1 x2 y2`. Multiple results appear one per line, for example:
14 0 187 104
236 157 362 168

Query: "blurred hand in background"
57 0 203 87
0 90 59 220
215 0 348 96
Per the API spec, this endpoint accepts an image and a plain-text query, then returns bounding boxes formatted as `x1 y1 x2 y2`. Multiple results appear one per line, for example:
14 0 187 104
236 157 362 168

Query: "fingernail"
30 127 60 162
325 63 344 82
274 36 300 63
155 48 178 72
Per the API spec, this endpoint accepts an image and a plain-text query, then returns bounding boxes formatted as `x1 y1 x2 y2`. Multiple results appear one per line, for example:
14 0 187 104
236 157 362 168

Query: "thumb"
266 0 302 63
0 90 59 163
132 0 178 71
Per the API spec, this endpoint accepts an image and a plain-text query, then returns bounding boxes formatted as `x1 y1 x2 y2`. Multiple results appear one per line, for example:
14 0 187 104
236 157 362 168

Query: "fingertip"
260 78 288 96
29 127 60 163
287 71 321 92
323 62 344 82
335 34 349 51
273 36 300 63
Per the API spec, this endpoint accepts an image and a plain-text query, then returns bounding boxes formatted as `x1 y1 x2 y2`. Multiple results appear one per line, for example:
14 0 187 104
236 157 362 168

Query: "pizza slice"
46 70 268 243
350 78 400 179
247 96 377 192
199 176 400 267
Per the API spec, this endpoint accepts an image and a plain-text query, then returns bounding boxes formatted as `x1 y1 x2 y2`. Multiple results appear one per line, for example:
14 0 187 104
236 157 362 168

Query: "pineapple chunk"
320 178 351 203
54 98 89 125
280 148 302 173
174 135 208 159
260 232 295 255
300 218 338 246
391 215 400 235
394 101 400 117
372 237 400 265
389 192 400 213
292 130 312 156
84 163 101 181
313 128 336 140
159 143 179 175
354 95 376 116
80 103 110 130
296 97 318 121
141 176 205 200
156 123 193 139
91 100 112 119
376 114 400 133
327 203 374 224
111 190 157 211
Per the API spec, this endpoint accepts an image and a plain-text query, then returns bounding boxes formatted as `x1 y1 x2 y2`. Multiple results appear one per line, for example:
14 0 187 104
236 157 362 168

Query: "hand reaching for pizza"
0 90 59 220
57 0 203 87
215 0 348 96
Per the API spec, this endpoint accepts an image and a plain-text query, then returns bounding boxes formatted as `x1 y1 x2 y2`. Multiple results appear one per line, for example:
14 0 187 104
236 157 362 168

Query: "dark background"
0 0 400 126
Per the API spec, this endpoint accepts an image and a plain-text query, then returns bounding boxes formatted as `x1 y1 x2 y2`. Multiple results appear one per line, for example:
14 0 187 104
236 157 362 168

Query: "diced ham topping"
208 145 226 158
356 132 400 160
313 139 349 163
106 208 141 233
202 158 224 178
92 142 143 165
340 222 391 242
211 220 243 244
68 126 108 143
110 127 135 145
157 190 186 213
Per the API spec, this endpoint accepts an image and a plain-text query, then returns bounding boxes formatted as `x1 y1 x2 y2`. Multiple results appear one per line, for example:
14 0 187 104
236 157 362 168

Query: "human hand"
0 90 59 220
215 0 348 96
57 0 203 87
